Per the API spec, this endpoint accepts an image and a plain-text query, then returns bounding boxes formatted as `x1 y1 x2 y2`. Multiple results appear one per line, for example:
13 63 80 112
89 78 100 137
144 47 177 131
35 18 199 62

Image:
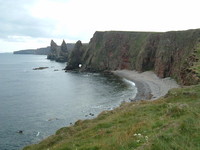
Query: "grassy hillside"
24 84 200 150
24 29 200 150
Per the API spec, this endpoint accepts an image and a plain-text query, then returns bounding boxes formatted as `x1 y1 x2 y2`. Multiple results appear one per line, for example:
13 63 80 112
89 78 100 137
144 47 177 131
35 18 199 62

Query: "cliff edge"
23 28 200 150
67 29 200 85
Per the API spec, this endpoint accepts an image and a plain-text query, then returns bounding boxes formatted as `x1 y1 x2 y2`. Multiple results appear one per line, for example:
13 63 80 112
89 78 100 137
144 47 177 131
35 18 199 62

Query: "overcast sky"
0 0 200 52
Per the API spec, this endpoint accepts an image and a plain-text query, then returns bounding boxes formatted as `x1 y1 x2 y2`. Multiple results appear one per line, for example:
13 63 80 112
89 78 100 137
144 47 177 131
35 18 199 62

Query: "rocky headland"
62 28 200 102
47 40 75 62
13 46 51 55
23 28 200 150
65 40 88 70
66 29 200 86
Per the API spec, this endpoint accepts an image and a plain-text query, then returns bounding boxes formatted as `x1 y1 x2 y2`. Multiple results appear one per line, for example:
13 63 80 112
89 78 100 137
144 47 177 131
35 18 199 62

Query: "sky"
0 0 200 52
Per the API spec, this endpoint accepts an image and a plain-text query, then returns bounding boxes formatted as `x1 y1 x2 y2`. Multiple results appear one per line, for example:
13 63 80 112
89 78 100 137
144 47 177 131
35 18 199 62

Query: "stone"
33 67 49 70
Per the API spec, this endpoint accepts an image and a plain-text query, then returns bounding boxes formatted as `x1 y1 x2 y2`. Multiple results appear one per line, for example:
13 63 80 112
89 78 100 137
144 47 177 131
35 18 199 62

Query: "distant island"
13 47 51 55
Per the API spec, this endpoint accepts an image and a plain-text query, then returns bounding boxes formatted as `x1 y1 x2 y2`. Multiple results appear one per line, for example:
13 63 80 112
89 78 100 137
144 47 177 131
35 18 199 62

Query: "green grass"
23 85 200 150
191 42 200 77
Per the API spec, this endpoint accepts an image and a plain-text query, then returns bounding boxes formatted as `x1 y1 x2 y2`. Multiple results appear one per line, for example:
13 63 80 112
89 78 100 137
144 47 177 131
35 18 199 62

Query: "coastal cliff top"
24 83 200 150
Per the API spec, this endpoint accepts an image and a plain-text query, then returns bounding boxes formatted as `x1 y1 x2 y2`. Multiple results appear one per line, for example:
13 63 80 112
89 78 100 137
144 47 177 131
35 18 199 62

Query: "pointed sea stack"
61 40 68 53
47 40 59 60
65 40 85 70
55 40 69 62
47 40 72 62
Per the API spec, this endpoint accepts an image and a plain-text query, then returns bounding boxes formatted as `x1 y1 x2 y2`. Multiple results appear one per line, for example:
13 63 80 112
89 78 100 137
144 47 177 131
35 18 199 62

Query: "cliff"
13 47 50 55
23 29 200 150
67 29 200 85
47 40 75 62
65 40 88 70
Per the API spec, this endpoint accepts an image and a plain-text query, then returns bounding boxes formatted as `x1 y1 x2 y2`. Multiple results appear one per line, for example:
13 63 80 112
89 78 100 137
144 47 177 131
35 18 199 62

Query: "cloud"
1 0 200 52
0 0 56 41
29 0 200 39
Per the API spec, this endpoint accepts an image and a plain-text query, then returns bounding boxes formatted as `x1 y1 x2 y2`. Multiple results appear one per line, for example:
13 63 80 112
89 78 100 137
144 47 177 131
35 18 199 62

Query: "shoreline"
112 70 180 101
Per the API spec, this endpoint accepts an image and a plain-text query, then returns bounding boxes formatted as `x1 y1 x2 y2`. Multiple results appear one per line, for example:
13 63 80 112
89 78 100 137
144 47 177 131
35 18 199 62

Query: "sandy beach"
112 70 180 101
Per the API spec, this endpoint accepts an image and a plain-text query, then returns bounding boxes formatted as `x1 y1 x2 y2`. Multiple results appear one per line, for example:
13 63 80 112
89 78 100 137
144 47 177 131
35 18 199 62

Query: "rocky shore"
22 28 200 150
113 70 179 100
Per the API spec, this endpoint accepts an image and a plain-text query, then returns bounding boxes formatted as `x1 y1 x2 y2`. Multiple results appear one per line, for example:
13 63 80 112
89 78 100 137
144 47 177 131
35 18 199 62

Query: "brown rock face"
135 34 160 71
81 31 151 71
152 30 200 84
78 29 200 85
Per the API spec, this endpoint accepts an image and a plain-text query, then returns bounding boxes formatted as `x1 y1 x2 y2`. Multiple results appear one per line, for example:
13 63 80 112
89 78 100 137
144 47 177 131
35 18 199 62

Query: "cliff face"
68 29 200 85
65 40 88 70
47 40 75 62
136 30 200 85
81 31 155 72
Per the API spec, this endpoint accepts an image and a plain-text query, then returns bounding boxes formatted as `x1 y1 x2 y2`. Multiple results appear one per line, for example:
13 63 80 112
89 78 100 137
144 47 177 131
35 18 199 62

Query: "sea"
0 53 137 150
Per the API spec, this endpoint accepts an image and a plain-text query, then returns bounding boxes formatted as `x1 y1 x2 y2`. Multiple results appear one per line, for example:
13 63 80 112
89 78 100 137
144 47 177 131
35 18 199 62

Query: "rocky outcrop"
33 67 49 70
61 40 68 53
47 40 75 62
65 40 87 70
47 40 60 61
66 29 200 85
56 40 68 62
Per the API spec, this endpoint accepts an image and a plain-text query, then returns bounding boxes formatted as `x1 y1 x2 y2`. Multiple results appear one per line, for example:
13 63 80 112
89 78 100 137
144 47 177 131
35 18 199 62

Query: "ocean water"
0 53 137 150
